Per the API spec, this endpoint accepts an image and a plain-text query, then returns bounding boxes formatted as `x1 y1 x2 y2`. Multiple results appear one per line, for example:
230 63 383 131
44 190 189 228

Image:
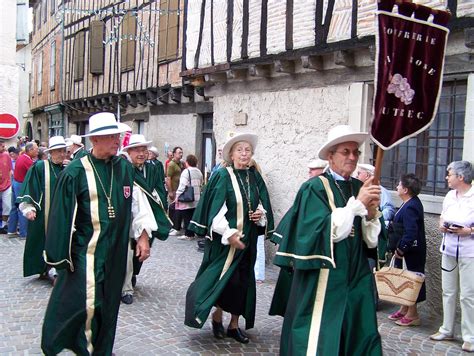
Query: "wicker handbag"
374 256 425 306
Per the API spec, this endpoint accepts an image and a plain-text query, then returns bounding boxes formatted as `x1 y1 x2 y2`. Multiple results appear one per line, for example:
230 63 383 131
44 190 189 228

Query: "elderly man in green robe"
41 113 155 355
18 136 67 281
272 125 383 356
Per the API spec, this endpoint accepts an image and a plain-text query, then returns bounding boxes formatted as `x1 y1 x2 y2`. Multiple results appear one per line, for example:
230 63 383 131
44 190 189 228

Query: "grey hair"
447 160 472 184
25 142 37 152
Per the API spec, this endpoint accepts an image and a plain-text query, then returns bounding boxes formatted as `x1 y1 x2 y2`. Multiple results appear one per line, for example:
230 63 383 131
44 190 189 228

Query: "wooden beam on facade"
146 89 158 105
127 94 138 108
159 87 170 104
94 99 102 110
334 50 355 67
182 85 195 99
195 86 205 97
275 59 295 73
171 88 182 103
119 94 128 108
226 69 248 80
301 55 324 70
137 92 148 106
101 97 110 108
204 72 227 84
249 64 272 77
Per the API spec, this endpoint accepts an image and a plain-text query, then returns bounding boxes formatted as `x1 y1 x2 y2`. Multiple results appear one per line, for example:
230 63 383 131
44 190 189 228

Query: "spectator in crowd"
357 163 395 225
307 159 327 179
210 148 224 179
271 125 382 355
41 113 153 354
18 136 67 283
167 146 184 235
164 150 173 173
8 146 19 171
430 161 474 353
175 154 203 240
37 148 47 161
388 173 426 327
0 141 12 233
66 134 87 161
147 146 167 205
185 133 274 344
8 141 39 239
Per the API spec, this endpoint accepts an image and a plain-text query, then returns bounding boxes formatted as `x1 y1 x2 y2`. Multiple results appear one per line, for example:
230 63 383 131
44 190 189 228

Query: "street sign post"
0 114 20 139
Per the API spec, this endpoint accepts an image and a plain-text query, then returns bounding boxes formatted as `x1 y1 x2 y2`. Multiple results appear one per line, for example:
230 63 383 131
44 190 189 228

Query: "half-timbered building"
181 0 474 314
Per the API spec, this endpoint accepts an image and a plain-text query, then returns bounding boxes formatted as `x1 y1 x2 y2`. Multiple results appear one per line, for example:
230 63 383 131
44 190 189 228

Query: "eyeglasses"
446 173 458 177
334 149 361 157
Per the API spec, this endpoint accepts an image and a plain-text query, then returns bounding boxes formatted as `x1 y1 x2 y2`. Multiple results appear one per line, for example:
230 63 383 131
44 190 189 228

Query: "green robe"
41 154 134 356
141 161 167 210
272 173 382 356
185 166 274 330
17 159 63 277
72 147 88 160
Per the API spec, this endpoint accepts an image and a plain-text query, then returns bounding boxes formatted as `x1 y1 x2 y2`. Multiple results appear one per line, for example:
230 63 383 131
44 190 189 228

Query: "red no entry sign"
0 113 20 139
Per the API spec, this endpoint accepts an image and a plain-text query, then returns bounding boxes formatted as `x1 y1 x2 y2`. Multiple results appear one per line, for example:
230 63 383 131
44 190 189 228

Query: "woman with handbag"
184 132 274 344
175 154 203 240
430 161 474 353
388 173 426 326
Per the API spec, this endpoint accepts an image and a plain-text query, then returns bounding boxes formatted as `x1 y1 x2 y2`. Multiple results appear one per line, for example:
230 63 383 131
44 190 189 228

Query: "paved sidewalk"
0 234 470 355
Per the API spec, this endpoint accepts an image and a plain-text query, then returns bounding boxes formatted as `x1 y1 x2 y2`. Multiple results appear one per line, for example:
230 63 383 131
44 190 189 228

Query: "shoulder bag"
178 169 195 202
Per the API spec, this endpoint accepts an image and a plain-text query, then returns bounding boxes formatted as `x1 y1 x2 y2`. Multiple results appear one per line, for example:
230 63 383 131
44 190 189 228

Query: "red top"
0 152 12 191
13 153 33 183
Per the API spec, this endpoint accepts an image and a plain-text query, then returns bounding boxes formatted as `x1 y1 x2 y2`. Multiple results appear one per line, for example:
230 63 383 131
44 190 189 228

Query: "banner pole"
374 146 384 186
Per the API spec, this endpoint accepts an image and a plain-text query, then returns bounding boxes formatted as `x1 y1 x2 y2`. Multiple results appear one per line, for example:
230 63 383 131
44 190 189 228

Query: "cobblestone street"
0 234 470 355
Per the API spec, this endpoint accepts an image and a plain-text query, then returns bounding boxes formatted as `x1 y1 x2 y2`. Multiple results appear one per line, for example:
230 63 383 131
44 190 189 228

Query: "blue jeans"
8 179 28 237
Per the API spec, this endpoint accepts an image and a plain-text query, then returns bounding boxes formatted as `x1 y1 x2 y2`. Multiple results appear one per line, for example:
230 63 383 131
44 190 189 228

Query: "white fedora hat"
45 136 68 152
358 163 375 174
82 113 130 137
148 146 159 156
222 132 258 163
308 159 328 169
317 125 368 160
121 134 152 151
66 134 83 146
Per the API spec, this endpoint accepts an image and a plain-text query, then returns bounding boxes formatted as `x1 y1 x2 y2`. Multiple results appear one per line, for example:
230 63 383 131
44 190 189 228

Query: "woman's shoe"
226 328 249 344
430 332 454 341
388 311 406 321
211 320 225 339
395 316 421 326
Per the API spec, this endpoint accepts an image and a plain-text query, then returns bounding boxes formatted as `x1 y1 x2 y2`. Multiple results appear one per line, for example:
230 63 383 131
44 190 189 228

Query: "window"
37 53 43 94
201 114 214 180
73 31 85 81
50 0 55 15
50 40 56 90
380 80 467 196
42 0 48 23
158 0 179 61
136 120 145 134
36 3 41 30
49 111 64 136
120 12 136 72
89 21 104 74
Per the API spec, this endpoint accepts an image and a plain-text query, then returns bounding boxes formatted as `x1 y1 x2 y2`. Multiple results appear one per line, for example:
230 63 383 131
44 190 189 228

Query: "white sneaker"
463 342 474 352
430 332 454 341
169 229 181 236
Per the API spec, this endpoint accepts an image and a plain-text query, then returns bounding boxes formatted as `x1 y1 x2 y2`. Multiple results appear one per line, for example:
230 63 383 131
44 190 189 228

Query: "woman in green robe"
185 133 274 344
18 136 67 279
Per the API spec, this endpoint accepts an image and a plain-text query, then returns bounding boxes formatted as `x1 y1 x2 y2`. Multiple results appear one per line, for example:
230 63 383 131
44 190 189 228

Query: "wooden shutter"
158 0 169 61
74 31 85 81
121 13 136 72
90 21 104 74
166 0 179 59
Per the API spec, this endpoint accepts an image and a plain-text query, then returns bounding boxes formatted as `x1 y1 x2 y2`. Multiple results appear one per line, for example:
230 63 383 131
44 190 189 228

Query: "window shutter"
90 21 104 74
166 0 179 60
158 0 169 61
121 13 136 72
74 31 85 81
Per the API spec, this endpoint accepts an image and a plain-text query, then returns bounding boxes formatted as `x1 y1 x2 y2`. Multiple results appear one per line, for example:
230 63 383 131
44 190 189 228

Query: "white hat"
82 113 130 137
317 125 368 160
66 134 83 147
148 146 159 156
358 163 375 174
308 159 328 169
222 132 258 163
45 136 68 152
121 134 152 151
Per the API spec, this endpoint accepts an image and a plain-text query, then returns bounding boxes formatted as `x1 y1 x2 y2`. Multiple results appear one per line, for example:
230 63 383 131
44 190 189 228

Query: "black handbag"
387 221 404 252
178 169 195 202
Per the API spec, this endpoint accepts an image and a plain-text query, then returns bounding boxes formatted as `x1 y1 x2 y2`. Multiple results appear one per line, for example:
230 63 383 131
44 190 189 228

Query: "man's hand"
26 211 36 221
135 231 151 262
357 177 381 211
168 191 176 201
249 209 263 223
228 232 245 250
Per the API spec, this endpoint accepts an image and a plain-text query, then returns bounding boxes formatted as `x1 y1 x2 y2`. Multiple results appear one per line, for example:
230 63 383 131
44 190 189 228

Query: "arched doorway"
25 121 33 140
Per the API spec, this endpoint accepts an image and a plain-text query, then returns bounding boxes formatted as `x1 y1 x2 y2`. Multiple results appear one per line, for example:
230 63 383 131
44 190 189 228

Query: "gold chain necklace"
88 157 116 219
333 179 354 204
235 168 252 213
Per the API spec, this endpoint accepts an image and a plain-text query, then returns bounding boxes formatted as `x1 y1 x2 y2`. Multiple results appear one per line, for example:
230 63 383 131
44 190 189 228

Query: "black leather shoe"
212 320 225 339
226 328 249 344
121 294 133 304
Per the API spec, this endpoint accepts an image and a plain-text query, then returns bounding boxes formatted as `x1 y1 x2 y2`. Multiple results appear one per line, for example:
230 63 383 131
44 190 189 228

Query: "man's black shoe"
211 320 225 339
132 275 137 287
226 328 249 344
121 294 133 304
0 226 8 234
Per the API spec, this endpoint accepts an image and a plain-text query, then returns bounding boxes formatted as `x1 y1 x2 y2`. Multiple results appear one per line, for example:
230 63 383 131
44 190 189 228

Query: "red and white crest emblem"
123 186 131 198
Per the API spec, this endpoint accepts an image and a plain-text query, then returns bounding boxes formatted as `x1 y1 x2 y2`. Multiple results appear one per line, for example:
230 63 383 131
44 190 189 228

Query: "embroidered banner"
371 1 450 150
